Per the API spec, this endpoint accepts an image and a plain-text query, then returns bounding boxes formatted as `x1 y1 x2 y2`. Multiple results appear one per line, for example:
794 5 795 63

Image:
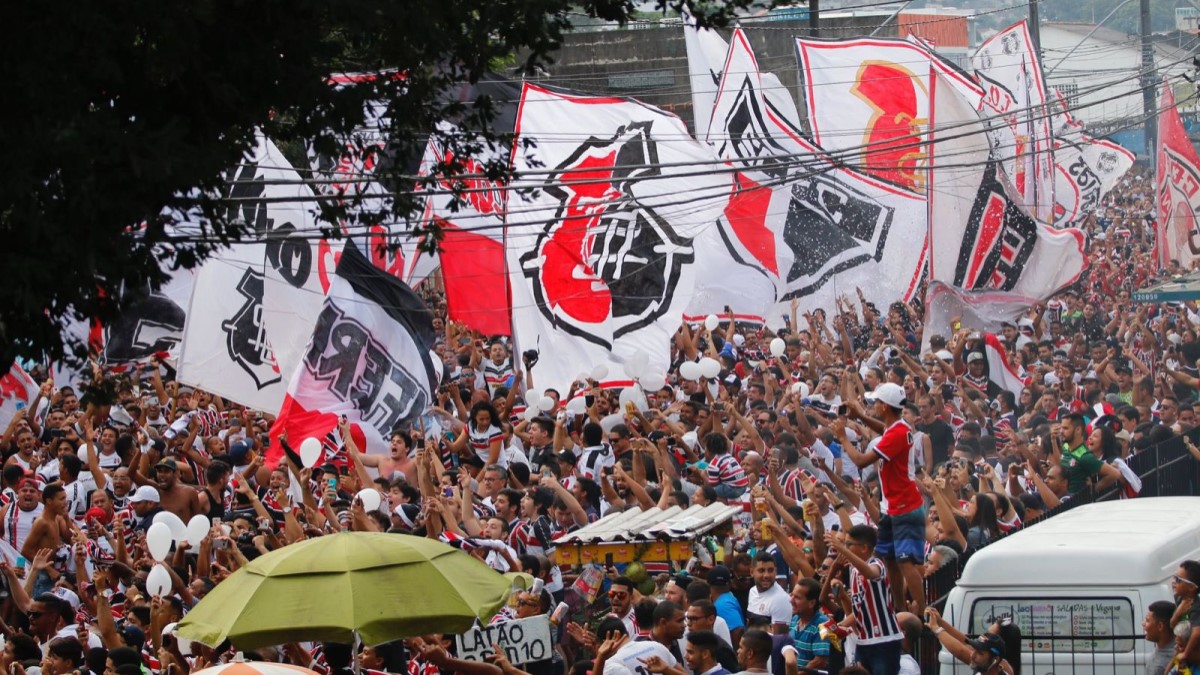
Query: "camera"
522 349 540 368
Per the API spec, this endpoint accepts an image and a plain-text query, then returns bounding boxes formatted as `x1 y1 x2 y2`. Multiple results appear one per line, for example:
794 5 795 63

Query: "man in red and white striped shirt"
704 434 747 500
827 525 903 675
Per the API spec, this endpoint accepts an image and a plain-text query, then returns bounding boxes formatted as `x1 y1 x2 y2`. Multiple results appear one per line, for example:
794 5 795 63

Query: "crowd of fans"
1 166 1199 675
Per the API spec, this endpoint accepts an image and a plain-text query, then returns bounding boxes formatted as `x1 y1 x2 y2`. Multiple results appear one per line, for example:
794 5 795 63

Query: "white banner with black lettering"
456 616 552 665
270 240 437 458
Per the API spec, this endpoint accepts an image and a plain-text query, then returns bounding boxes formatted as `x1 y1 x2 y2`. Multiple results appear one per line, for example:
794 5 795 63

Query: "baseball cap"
967 632 1006 658
129 485 161 504
121 624 146 649
51 587 80 611
966 352 984 363
707 565 732 587
229 439 252 464
393 503 420 529
865 382 906 409
85 507 109 525
154 457 179 472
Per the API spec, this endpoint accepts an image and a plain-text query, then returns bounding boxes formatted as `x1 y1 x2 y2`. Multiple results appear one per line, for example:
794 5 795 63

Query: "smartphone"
836 404 848 416
327 477 338 489
13 402 23 411
442 486 454 497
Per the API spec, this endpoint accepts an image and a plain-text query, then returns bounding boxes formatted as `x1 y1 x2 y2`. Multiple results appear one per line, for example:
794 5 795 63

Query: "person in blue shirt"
707 565 745 647
787 578 831 672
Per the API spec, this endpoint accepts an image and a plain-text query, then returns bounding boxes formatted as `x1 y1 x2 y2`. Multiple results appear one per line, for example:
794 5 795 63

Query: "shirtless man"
131 457 199 522
346 430 413 484
0 479 44 554
22 484 73 594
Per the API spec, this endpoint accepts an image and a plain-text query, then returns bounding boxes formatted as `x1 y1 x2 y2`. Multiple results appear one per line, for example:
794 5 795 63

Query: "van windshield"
969 597 1137 653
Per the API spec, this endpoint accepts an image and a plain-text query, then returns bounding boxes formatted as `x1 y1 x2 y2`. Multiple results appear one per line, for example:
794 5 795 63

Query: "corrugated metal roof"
554 503 743 545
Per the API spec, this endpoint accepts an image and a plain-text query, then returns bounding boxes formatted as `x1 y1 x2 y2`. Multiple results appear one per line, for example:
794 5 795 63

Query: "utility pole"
809 0 819 36
1028 0 1041 50
1141 0 1158 167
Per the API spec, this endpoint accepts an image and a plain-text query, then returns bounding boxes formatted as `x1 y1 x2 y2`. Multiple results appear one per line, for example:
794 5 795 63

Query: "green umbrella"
176 532 513 650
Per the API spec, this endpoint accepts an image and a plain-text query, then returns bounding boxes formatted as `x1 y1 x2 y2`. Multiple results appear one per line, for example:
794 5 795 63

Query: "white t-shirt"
746 583 791 625
603 639 677 675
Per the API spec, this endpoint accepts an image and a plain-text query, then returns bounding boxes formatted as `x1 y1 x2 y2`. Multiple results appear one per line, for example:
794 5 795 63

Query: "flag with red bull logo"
795 37 982 196
506 83 732 392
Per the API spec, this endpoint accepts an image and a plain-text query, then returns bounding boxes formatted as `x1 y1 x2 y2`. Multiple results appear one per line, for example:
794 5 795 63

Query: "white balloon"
770 337 786 357
640 369 666 392
153 511 187 543
566 397 588 415
622 359 640 379
679 361 701 381
299 437 323 469
599 413 625 434
184 515 210 547
704 314 720 331
538 395 556 412
791 381 810 398
356 488 382 513
523 406 540 422
630 350 649 374
591 364 609 380
146 564 173 597
699 357 721 379
618 385 648 413
146 522 173 562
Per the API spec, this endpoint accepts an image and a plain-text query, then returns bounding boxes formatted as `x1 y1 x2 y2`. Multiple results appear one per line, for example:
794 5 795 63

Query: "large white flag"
684 12 800 136
269 241 437 462
1155 82 1200 269
692 30 928 319
178 133 319 409
1049 91 1134 227
795 37 981 195
507 83 731 391
929 67 1087 298
972 21 1056 222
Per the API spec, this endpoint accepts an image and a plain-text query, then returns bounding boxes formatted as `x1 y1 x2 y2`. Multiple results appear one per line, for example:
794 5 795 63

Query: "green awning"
1132 272 1200 303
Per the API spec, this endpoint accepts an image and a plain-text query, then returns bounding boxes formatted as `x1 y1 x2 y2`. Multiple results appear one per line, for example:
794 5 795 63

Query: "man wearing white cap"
128 485 162 532
831 382 926 614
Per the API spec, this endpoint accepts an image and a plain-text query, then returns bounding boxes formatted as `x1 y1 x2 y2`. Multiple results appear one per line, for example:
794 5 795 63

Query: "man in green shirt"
1058 413 1119 493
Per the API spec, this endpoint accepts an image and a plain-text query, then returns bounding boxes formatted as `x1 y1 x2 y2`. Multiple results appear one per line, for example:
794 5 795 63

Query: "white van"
938 496 1200 674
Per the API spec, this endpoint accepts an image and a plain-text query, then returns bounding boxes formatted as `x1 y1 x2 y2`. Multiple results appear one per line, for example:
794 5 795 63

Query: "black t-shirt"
918 418 955 466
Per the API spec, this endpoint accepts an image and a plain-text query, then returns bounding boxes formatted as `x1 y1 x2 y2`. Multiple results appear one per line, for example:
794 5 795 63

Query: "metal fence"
916 428 1200 674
